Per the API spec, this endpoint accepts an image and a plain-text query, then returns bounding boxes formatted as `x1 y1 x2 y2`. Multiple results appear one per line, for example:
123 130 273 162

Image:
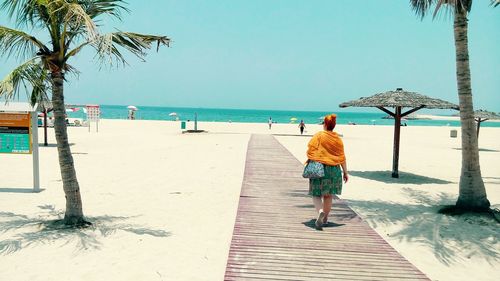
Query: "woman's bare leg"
322 195 333 223
313 196 325 229
313 196 323 213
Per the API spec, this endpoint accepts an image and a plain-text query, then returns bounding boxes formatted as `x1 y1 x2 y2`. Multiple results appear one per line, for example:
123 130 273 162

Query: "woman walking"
306 114 348 230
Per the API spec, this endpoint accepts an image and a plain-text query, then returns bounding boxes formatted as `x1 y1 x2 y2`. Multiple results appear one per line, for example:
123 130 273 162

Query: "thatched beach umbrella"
339 88 459 178
474 110 500 138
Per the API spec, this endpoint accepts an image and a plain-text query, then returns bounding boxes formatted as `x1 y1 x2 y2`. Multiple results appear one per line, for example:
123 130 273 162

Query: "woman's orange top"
307 131 346 166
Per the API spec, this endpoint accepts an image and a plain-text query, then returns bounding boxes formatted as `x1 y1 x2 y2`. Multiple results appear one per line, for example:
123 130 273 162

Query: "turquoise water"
66 105 500 127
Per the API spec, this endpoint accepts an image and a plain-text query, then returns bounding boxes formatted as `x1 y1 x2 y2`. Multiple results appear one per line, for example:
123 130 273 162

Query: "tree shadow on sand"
482 177 500 185
347 188 499 266
0 188 45 193
453 147 500 153
0 205 171 255
350 170 453 184
39 143 75 148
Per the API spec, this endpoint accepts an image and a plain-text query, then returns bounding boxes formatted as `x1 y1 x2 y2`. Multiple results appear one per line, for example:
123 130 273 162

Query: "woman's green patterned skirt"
309 164 342 196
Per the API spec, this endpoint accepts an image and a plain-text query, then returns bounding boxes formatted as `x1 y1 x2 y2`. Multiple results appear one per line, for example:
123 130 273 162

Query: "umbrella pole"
476 118 481 138
392 106 402 178
195 112 198 131
43 108 48 146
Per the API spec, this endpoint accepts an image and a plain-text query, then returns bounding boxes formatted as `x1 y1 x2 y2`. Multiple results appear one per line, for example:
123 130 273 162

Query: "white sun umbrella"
168 112 178 116
127 105 138 111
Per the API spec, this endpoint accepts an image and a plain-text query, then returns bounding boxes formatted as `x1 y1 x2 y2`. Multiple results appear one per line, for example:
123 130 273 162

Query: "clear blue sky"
1 0 499 112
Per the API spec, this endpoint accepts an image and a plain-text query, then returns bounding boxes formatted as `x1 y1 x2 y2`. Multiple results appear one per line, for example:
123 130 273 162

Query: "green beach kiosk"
0 102 40 192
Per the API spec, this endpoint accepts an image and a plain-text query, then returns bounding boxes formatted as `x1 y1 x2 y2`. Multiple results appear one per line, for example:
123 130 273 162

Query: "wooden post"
31 112 40 192
476 118 481 138
194 112 198 131
43 108 48 146
377 104 427 179
392 106 402 178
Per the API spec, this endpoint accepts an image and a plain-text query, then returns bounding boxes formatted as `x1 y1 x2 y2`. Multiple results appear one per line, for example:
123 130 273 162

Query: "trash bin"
450 129 457 138
181 121 186 130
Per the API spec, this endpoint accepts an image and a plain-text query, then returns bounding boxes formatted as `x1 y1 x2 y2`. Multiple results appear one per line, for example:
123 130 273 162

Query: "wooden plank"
224 134 429 280
226 264 428 279
228 247 411 264
227 257 423 273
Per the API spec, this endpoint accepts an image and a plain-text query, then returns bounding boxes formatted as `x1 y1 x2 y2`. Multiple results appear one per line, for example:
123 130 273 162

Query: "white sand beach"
0 120 499 281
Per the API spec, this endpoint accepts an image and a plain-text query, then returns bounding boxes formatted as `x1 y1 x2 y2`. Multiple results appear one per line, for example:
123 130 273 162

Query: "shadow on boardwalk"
347 188 500 266
302 219 345 230
0 205 170 255
350 170 454 185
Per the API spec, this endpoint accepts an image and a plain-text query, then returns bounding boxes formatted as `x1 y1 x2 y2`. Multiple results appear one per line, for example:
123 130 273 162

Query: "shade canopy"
339 88 458 178
474 110 500 120
473 109 500 138
339 88 459 110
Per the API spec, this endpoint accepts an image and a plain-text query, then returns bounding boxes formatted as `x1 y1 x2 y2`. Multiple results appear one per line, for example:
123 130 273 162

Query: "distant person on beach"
268 117 272 129
298 120 306 135
128 109 135 120
306 114 348 230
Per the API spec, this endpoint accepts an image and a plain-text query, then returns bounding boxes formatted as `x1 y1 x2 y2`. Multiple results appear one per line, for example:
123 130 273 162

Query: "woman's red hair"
324 114 337 131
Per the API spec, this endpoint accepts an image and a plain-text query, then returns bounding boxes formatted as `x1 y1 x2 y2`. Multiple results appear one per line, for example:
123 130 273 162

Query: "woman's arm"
340 161 348 183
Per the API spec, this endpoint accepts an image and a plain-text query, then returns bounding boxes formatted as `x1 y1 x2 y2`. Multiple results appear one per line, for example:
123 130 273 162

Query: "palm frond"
29 68 50 106
410 0 437 19
0 0 30 21
0 57 50 101
410 0 473 19
63 1 129 50
79 0 129 20
91 31 170 67
0 25 49 60
0 0 52 29
65 40 91 60
63 63 81 78
64 2 99 41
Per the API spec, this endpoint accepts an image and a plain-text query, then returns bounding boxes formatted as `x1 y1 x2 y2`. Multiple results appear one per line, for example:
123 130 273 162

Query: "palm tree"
409 0 497 212
0 0 170 225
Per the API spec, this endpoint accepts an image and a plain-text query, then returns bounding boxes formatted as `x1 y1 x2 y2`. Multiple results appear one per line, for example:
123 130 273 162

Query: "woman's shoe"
315 211 325 230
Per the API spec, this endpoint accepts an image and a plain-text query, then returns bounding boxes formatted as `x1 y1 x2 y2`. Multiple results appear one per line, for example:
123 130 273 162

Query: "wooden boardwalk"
224 134 429 281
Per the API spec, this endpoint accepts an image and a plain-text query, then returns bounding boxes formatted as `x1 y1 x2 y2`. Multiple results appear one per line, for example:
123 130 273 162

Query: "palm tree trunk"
51 72 88 225
453 11 490 211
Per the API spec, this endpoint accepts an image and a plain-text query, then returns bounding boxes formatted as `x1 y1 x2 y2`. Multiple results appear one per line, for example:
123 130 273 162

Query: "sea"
65 105 500 128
